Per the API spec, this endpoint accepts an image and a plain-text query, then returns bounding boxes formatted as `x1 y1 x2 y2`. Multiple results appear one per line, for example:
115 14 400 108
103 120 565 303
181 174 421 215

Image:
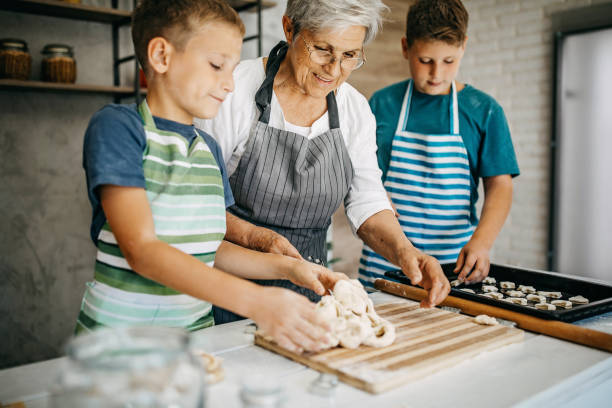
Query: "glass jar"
0 38 31 80
50 326 206 408
41 43 76 83
240 375 285 408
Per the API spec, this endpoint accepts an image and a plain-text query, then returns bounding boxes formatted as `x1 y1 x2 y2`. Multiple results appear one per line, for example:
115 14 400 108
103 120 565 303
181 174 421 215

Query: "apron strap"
255 41 288 123
399 79 460 135
137 99 156 128
254 41 340 129
138 98 202 145
450 81 459 135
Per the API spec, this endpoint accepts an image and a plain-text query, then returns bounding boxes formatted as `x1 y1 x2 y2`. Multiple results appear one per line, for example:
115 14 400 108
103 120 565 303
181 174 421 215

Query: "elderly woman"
197 0 450 323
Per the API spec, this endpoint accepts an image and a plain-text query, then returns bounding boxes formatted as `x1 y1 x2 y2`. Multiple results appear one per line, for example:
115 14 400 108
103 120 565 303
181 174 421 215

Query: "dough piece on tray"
518 285 536 294
483 277 496 285
537 291 562 299
315 279 396 350
527 294 546 303
483 292 504 300
460 288 475 294
482 285 499 293
474 315 498 325
500 281 515 289
535 303 556 311
551 300 573 309
506 297 528 305
569 295 589 304
450 279 462 287
505 290 526 298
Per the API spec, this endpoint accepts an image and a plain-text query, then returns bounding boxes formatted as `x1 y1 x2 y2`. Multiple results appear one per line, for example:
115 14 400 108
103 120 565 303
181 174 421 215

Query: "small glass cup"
50 326 205 407
240 374 285 408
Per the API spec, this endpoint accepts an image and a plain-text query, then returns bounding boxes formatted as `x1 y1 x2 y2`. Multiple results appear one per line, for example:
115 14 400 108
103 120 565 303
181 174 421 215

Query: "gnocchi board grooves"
254 300 524 394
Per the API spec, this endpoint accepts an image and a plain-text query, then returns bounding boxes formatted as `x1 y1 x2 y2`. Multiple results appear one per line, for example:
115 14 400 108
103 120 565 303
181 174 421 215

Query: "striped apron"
214 41 354 323
76 100 227 333
359 80 473 288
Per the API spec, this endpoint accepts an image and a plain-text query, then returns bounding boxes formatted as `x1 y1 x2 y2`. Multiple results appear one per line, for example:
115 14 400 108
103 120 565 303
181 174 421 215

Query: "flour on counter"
474 315 498 326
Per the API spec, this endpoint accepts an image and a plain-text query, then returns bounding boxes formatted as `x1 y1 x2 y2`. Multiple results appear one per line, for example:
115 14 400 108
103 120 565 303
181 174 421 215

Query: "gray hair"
285 0 389 45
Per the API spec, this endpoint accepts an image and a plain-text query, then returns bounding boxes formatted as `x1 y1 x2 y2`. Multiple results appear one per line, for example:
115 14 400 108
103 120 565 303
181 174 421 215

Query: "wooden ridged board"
254 299 524 394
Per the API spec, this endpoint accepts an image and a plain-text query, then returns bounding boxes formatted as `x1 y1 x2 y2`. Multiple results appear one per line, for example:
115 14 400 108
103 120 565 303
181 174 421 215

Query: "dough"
315 280 396 349
474 315 498 325
193 350 224 384
460 288 475 294
450 279 462 287
537 291 562 299
482 285 499 293
569 295 589 304
551 300 572 309
527 294 546 303
483 277 496 285
483 292 504 300
506 297 528 305
518 285 536 294
505 290 526 298
500 281 515 289
535 303 556 311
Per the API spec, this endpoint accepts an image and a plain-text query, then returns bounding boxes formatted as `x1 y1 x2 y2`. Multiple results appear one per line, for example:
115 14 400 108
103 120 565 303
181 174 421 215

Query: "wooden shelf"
0 0 276 98
0 0 131 24
227 0 277 12
0 0 276 21
0 79 146 96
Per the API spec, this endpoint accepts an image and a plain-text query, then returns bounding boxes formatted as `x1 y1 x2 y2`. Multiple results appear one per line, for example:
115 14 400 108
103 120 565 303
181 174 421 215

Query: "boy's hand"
251 287 332 353
248 226 303 260
285 260 348 296
454 240 491 284
398 249 450 308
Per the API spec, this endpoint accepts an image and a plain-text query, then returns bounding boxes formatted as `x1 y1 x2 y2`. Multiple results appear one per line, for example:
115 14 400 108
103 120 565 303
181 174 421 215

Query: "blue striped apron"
359 80 473 288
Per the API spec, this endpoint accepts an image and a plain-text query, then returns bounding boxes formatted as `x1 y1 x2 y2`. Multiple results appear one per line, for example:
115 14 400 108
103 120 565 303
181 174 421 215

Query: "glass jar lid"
0 38 29 52
41 43 73 58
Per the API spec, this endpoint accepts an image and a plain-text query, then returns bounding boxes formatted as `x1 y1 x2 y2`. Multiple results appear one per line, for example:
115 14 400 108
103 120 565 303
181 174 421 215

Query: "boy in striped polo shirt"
76 0 345 354
359 0 519 287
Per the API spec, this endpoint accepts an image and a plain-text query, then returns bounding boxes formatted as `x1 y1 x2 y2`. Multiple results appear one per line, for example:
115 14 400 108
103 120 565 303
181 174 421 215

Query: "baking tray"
384 263 612 322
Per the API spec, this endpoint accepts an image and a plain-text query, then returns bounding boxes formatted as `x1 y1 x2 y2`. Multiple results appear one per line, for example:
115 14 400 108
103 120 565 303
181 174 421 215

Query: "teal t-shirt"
370 80 520 225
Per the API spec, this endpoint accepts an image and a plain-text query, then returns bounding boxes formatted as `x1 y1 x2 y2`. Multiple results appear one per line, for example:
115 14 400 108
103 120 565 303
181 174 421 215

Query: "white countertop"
1 292 611 408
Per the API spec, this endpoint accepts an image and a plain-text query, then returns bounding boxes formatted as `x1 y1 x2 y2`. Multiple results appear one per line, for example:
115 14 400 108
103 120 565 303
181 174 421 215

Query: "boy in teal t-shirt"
359 0 519 287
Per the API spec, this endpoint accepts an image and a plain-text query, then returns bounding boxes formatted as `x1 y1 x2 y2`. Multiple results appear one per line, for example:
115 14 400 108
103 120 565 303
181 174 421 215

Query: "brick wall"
334 0 612 276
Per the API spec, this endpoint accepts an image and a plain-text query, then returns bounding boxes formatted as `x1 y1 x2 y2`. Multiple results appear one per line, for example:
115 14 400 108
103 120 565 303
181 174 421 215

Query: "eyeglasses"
300 36 366 71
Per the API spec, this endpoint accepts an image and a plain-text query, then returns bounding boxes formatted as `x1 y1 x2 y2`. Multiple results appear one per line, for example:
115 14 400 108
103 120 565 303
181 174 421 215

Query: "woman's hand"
398 248 450 308
248 226 303 260
284 260 348 296
250 287 332 353
358 209 450 308
454 239 491 284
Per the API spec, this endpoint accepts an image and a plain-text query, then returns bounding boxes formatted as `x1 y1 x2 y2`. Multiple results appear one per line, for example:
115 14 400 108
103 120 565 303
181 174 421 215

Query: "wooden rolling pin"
375 278 612 353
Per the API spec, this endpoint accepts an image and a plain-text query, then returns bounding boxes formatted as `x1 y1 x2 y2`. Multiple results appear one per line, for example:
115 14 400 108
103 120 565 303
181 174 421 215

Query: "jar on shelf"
41 44 77 83
0 38 32 80
50 326 206 407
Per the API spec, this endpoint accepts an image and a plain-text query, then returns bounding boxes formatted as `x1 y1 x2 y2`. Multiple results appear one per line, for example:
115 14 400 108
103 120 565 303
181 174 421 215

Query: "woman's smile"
313 72 335 86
